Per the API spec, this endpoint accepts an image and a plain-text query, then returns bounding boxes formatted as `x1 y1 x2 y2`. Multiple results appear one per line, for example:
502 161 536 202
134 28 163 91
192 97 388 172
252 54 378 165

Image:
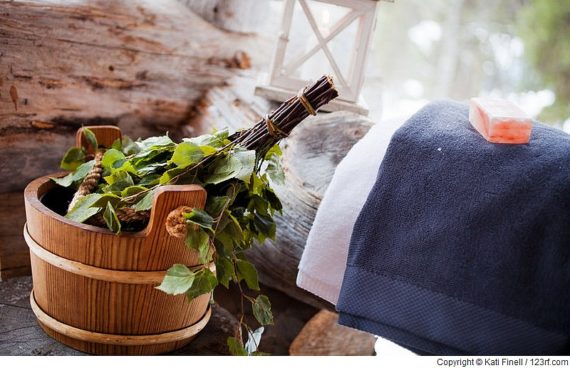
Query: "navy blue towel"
336 100 570 355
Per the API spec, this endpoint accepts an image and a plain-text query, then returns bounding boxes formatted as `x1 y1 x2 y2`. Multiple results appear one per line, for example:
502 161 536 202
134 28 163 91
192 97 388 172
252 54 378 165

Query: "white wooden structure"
256 0 391 115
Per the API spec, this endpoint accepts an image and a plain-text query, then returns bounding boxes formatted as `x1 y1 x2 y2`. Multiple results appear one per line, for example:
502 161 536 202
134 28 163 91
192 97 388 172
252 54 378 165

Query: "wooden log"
178 0 271 34
0 0 248 193
289 310 376 356
0 192 30 280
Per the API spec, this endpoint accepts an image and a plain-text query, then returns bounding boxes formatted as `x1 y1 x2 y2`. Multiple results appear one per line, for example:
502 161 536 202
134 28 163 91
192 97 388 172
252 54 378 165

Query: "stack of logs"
0 0 246 278
0 0 376 356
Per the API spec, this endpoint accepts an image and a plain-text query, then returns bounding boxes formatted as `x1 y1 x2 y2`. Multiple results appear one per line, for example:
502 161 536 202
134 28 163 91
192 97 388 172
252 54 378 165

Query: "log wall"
0 0 248 279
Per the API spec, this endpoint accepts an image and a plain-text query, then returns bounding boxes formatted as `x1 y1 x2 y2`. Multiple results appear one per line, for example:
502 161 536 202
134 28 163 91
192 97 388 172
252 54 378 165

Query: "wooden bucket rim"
30 291 211 346
24 173 205 239
25 224 215 284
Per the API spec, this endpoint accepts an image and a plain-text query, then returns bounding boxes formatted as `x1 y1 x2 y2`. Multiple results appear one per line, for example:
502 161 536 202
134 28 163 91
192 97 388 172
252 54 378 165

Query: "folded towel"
337 100 570 355
297 117 404 304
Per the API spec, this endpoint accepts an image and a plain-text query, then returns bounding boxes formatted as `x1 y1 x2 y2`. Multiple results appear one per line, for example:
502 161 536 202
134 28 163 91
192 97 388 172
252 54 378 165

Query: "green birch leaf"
133 190 154 211
201 145 217 155
197 239 211 264
132 148 169 166
117 160 137 175
138 173 160 186
266 160 285 185
92 193 121 208
185 227 210 263
136 135 174 150
263 188 282 212
101 148 126 170
236 259 259 291
234 149 256 182
183 128 229 148
250 174 264 196
215 256 235 288
206 149 255 184
184 209 214 230
82 128 98 151
121 136 140 155
120 185 148 197
265 144 282 158
253 213 276 241
156 264 195 295
103 169 131 185
205 196 229 218
136 162 167 175
185 268 217 301
51 173 74 187
227 337 247 356
159 167 186 185
72 160 95 182
52 160 94 187
264 144 285 184
111 138 122 151
170 142 205 168
60 147 85 171
205 155 242 185
214 233 234 256
65 193 102 223
249 195 269 216
104 170 134 193
103 202 121 234
252 295 273 326
215 213 243 253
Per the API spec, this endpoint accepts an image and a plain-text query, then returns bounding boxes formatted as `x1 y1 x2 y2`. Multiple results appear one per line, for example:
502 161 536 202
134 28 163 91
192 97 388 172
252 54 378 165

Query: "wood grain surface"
289 310 375 356
0 0 248 193
0 192 30 280
0 276 244 356
75 126 122 154
24 168 212 354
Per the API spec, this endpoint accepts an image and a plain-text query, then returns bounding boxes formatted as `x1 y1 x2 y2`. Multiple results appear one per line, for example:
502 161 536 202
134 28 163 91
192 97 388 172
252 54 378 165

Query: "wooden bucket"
23 126 212 355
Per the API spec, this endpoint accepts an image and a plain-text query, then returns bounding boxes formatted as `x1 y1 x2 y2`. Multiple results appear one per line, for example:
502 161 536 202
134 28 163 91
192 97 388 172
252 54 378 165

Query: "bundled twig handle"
230 75 337 157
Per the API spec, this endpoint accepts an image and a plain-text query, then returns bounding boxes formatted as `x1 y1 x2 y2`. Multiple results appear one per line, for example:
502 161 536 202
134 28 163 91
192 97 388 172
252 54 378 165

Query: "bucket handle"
76 125 122 154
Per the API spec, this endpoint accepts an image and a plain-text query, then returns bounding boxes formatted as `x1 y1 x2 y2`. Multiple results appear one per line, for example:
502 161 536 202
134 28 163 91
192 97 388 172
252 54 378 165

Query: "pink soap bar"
469 97 532 144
